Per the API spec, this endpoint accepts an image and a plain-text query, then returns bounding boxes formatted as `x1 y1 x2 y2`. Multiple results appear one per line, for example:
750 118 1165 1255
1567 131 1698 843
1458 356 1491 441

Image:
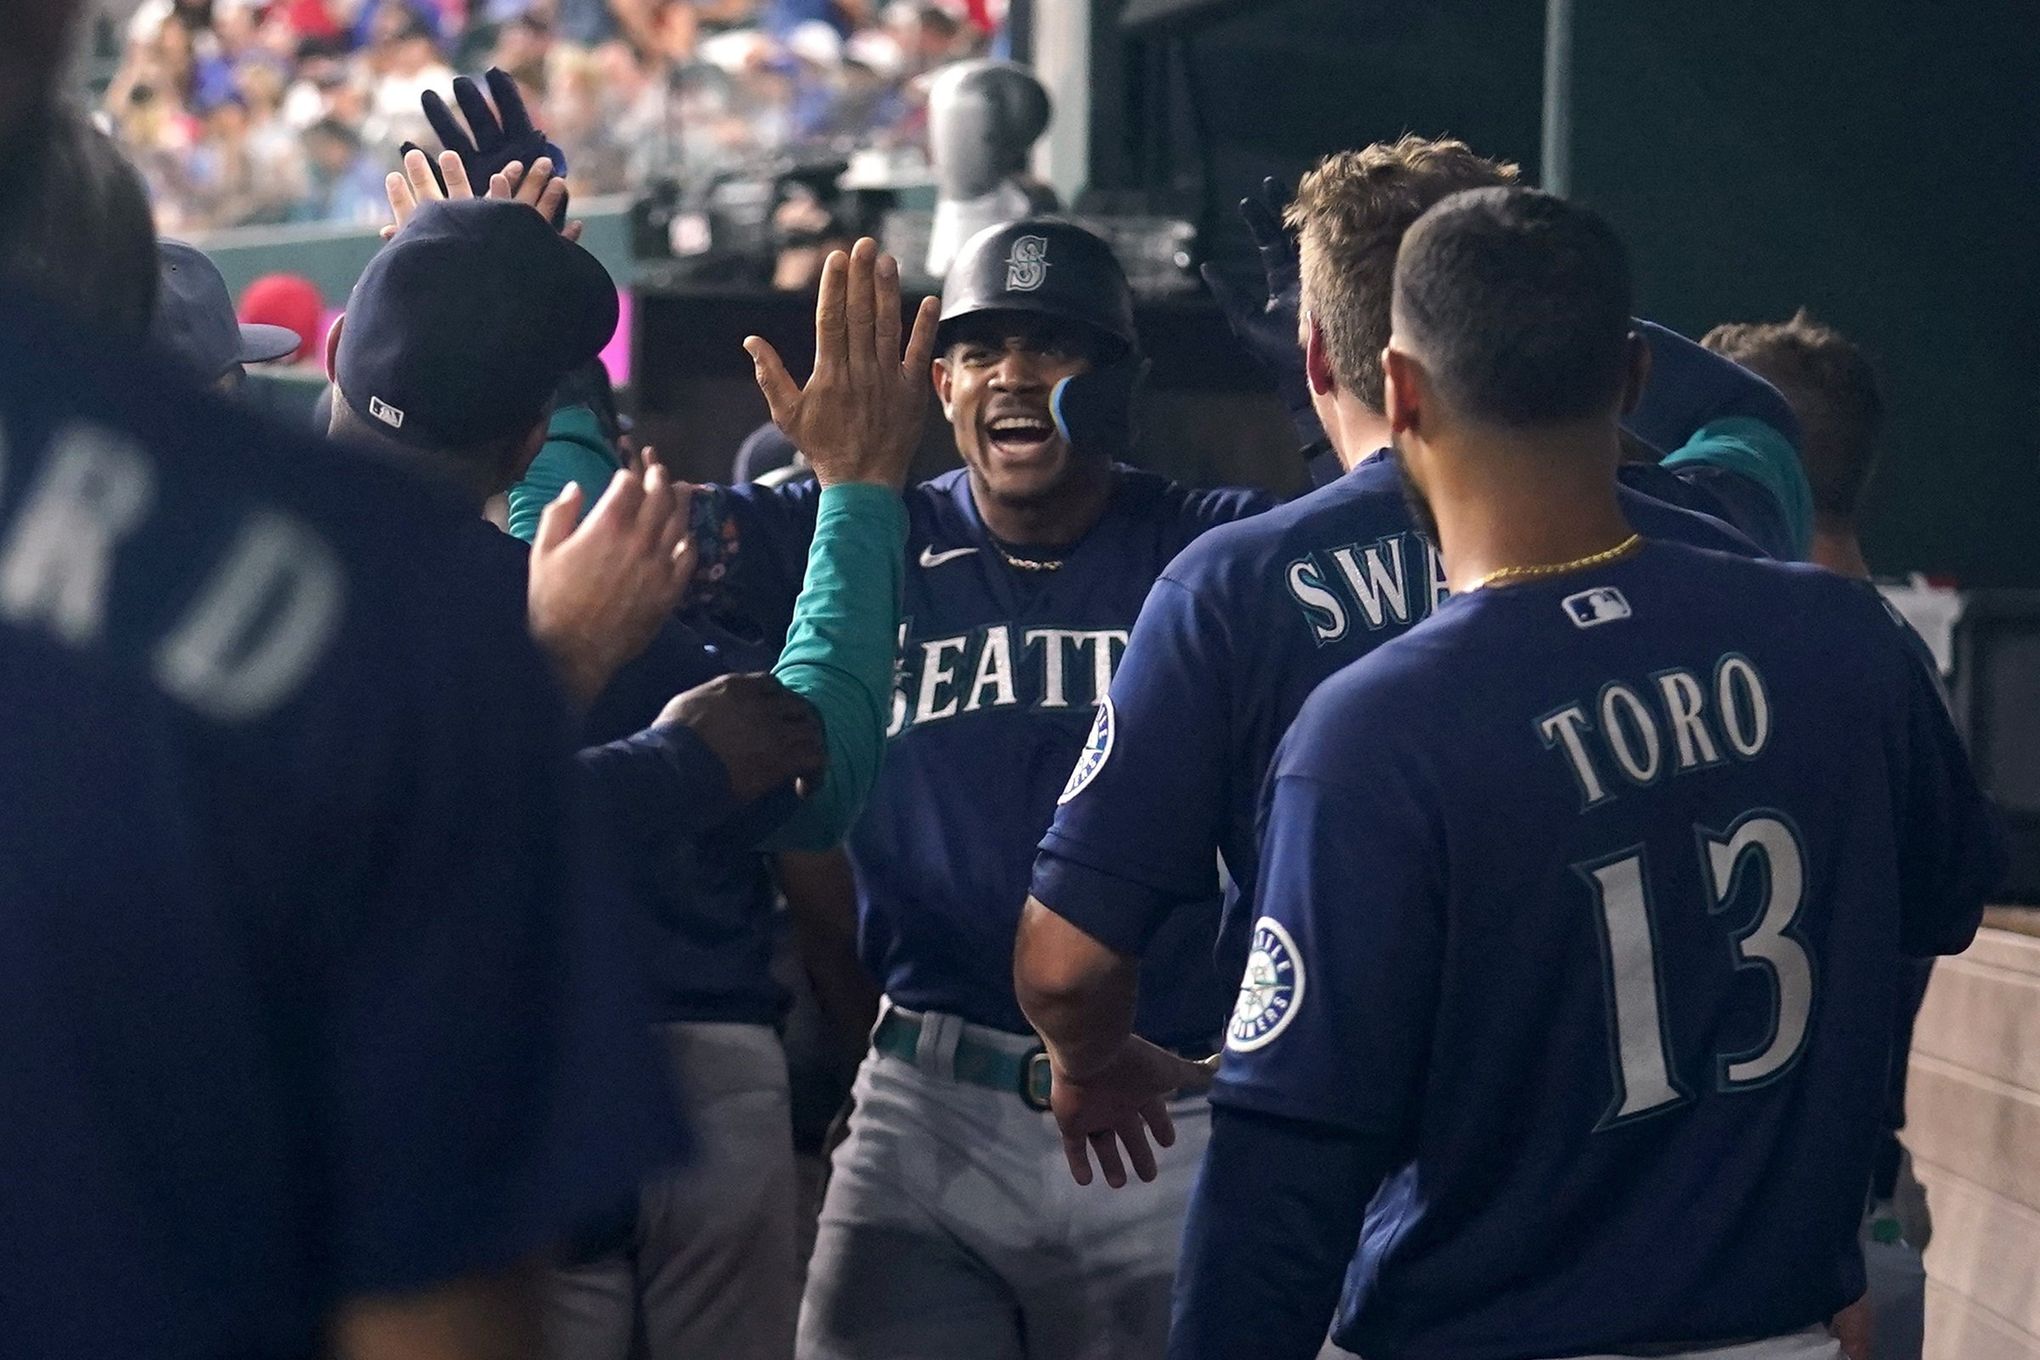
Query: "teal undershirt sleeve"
766 481 907 851
506 405 622 544
1662 415 1814 561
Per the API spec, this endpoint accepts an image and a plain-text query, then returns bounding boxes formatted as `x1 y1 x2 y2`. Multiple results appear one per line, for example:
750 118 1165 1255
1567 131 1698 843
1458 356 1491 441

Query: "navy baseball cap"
151 240 300 382
335 198 618 450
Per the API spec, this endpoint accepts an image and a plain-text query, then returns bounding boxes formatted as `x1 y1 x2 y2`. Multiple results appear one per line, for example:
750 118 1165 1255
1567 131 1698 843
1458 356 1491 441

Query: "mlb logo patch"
1562 586 1631 630
1057 697 1114 804
1005 235 1050 292
368 395 406 430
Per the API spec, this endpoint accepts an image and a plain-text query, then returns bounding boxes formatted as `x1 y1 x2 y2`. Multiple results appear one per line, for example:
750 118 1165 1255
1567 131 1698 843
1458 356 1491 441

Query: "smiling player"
682 219 1271 1358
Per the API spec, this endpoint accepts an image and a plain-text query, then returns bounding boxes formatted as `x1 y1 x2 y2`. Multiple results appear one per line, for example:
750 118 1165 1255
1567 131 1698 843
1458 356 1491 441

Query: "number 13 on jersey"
1580 809 1813 1128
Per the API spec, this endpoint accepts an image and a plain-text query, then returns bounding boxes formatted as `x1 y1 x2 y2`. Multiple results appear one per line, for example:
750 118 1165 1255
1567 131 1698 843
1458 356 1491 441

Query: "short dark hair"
1392 186 1632 426
1702 309 1882 525
1288 136 1521 410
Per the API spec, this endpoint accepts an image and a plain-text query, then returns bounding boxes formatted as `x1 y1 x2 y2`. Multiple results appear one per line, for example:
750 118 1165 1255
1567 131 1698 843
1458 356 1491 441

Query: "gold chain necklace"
995 544 1065 572
1466 533 1643 593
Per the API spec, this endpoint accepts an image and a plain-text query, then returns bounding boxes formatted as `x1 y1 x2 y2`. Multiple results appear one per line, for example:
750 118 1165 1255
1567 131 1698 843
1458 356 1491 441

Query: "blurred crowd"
101 0 1004 233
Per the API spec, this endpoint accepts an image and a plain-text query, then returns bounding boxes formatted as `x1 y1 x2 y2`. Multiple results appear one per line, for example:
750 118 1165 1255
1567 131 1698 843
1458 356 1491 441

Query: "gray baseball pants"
546 1020 799 1360
797 1005 1211 1360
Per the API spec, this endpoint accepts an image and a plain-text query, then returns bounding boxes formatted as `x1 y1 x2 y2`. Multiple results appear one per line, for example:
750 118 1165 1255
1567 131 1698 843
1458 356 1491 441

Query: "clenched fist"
658 673 826 805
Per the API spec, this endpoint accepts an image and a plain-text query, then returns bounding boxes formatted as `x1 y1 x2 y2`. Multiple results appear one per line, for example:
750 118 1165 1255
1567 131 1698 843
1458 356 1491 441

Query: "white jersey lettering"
154 510 344 722
0 424 154 646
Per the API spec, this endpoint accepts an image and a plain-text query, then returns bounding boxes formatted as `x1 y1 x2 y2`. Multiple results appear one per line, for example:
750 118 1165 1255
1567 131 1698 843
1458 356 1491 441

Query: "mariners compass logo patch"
1057 697 1115 805
1228 917 1305 1052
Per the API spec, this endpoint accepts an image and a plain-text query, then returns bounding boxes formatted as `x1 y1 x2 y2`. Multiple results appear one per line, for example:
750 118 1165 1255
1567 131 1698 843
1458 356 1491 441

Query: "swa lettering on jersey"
1284 530 1449 646
886 620 1129 737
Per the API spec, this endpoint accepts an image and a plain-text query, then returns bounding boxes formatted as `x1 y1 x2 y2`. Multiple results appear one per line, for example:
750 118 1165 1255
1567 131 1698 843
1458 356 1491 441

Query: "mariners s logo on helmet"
1005 235 1050 291
1228 917 1305 1052
1057 697 1114 805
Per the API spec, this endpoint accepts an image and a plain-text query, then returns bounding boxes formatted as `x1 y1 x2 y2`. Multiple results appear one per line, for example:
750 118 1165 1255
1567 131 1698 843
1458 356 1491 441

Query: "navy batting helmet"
937 218 1139 359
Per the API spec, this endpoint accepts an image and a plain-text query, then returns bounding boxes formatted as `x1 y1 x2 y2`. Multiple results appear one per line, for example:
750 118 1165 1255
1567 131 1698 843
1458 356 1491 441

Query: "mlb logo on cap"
368 396 405 429
1562 586 1631 629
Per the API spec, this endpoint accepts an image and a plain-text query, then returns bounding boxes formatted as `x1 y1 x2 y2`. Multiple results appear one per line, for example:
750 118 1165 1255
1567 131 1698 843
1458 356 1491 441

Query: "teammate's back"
1229 540 1998 1355
1034 451 1760 949
1173 186 2002 1360
0 278 677 1356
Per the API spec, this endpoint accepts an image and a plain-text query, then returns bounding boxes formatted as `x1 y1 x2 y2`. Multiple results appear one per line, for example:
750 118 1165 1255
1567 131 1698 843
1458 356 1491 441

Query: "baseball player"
366 147 936 1358
540 238 936 1360
1169 186 2003 1360
682 217 1271 1358
1201 149 1811 560
0 7 683 1354
1017 139 1808 1191
1704 310 1936 1359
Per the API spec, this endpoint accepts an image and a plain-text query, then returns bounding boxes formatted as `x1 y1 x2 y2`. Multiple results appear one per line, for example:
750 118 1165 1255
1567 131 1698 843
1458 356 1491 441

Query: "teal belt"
873 1009 1054 1110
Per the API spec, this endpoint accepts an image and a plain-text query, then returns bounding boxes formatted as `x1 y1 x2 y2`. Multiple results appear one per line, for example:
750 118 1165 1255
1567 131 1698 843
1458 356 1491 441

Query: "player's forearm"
765 482 906 850
539 645 611 711
577 723 737 851
1626 319 1803 454
779 848 883 1057
1014 898 1139 1078
1166 1104 1387 1360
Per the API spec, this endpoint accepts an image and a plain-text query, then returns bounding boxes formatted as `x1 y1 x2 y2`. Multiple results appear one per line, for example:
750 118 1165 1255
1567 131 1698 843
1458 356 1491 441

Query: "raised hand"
742 237 940 491
382 150 581 241
491 157 576 237
1198 176 1329 456
527 465 696 706
383 147 472 232
656 674 827 805
1050 1036 1215 1189
406 68 570 226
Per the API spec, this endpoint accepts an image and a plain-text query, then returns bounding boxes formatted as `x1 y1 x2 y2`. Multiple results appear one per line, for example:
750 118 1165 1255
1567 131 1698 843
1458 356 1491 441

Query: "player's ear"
1382 344 1423 434
1303 315 1335 398
323 312 345 381
1618 328 1652 417
932 354 955 419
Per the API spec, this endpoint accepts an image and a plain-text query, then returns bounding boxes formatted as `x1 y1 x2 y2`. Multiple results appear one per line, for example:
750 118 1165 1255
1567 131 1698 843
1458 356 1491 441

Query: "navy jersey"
465 519 790 1027
1034 453 1762 971
0 296 682 1357
694 466 1270 1045
1215 541 2002 1359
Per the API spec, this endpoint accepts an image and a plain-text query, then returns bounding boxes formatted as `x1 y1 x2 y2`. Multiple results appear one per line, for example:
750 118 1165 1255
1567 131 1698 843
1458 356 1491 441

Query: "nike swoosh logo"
919 545 979 568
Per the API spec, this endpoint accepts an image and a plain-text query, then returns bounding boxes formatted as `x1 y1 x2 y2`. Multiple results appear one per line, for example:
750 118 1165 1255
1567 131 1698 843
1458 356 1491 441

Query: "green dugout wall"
1545 0 2039 585
1105 0 2039 583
